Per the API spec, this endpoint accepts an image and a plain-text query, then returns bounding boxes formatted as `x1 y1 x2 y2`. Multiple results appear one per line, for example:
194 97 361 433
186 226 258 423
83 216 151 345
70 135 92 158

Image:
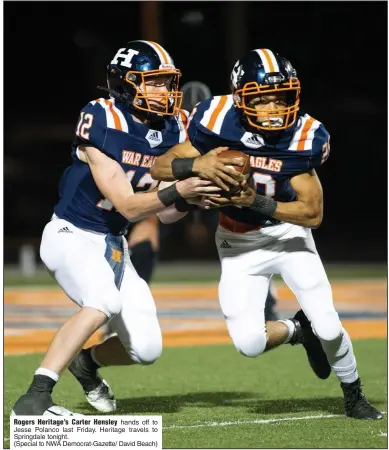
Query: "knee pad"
233 330 267 358
130 241 158 284
128 338 163 365
311 310 342 342
117 318 163 365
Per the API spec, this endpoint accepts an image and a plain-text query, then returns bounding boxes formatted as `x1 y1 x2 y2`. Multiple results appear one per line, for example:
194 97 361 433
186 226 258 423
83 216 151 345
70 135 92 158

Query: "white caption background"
11 416 162 448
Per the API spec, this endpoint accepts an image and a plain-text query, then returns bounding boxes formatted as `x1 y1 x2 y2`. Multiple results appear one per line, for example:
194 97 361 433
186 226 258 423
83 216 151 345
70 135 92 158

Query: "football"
217 150 251 196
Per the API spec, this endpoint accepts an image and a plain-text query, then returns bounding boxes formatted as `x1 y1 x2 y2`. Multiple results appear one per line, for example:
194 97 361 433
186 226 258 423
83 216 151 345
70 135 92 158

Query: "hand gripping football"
217 150 251 196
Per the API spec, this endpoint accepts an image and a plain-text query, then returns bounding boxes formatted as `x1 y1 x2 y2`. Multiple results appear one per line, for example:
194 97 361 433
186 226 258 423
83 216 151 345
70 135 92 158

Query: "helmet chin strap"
97 85 122 100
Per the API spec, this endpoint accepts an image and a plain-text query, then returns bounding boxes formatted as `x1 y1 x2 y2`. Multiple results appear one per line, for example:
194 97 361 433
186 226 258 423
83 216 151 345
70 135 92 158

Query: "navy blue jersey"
55 98 189 234
187 95 330 228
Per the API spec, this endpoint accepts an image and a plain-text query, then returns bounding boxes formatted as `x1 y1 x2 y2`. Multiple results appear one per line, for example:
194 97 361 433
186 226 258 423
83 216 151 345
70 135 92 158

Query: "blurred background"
4 1 387 272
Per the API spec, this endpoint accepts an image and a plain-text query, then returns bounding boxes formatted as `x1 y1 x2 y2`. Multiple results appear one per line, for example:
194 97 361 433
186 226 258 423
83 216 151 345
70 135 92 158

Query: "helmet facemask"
234 77 301 131
125 69 183 116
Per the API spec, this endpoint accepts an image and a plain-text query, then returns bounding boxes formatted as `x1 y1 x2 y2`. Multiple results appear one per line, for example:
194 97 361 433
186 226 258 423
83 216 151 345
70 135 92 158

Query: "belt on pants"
218 212 262 234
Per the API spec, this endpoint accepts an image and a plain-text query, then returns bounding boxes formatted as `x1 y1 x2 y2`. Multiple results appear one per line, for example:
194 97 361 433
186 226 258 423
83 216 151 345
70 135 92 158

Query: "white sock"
320 327 359 384
90 345 104 367
35 367 60 382
277 319 296 344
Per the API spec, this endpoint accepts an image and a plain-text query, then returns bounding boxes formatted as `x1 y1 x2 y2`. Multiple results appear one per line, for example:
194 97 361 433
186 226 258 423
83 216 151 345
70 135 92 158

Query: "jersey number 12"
97 171 158 211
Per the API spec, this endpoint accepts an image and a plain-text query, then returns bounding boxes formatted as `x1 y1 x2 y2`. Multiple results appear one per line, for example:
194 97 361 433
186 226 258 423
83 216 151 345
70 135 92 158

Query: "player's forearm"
117 180 202 223
151 141 202 181
245 190 322 229
273 200 323 228
92 167 168 221
117 192 175 222
157 205 188 224
150 153 180 181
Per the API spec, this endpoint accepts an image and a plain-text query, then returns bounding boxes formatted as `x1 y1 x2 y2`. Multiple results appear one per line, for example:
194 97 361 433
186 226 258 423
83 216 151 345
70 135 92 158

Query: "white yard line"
4 415 386 441
164 413 343 430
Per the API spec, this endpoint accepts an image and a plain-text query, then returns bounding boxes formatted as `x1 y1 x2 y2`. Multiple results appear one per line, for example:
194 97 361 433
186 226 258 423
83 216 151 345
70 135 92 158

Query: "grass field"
4 340 387 448
4 262 388 286
4 263 387 448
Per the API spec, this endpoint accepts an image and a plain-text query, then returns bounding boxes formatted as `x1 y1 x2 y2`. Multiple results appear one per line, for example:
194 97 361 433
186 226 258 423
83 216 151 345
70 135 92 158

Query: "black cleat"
341 378 383 420
290 310 331 380
11 392 77 416
69 349 116 413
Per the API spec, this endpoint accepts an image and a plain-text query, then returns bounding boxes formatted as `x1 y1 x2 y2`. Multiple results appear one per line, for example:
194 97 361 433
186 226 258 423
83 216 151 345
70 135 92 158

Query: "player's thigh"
278 229 341 340
110 259 162 364
40 219 122 317
219 261 271 319
216 232 272 317
217 242 271 350
278 228 330 294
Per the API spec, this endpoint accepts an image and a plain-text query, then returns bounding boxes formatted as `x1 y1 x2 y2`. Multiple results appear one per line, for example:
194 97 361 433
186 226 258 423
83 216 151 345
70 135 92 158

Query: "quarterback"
11 40 228 416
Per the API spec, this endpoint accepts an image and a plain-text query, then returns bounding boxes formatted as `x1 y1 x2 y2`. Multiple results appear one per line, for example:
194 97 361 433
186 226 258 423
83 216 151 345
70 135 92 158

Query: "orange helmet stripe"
147 41 169 64
255 49 280 73
261 49 276 72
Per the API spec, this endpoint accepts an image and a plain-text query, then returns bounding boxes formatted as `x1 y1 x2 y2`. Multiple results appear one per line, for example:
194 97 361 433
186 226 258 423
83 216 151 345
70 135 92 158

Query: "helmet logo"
266 74 284 84
159 63 175 70
231 61 245 89
111 48 140 69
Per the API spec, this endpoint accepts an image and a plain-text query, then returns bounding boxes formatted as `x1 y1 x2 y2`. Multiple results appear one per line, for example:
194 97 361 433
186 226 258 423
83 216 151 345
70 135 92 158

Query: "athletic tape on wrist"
250 195 278 217
157 183 184 207
171 158 195 180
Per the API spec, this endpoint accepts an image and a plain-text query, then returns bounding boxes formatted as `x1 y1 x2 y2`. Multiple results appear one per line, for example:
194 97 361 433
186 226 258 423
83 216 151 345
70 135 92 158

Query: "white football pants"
216 222 342 357
40 216 162 365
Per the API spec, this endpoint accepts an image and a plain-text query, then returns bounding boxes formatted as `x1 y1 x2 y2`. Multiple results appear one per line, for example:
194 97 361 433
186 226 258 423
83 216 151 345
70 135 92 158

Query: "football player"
11 41 231 416
150 49 382 420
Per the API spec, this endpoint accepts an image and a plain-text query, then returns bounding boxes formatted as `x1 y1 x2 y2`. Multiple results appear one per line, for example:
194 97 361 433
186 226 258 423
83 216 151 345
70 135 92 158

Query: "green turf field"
4 339 387 448
4 262 388 286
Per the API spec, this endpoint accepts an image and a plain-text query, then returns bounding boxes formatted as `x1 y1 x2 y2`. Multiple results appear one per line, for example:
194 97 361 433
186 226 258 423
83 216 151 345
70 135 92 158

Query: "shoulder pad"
288 114 330 169
175 109 189 142
177 109 189 128
75 98 130 151
90 98 129 133
179 109 190 121
187 96 234 154
188 95 233 134
75 100 107 150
